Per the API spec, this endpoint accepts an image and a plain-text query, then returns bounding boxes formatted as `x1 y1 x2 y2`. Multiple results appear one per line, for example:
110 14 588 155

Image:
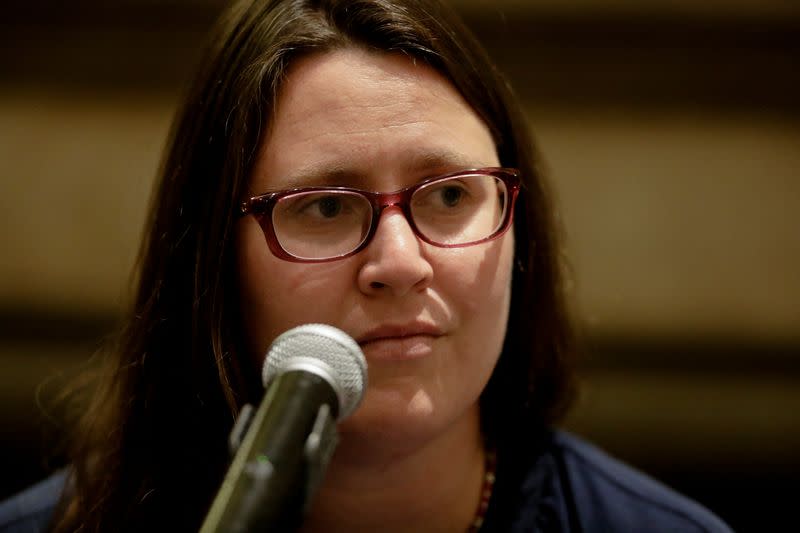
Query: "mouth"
356 323 444 361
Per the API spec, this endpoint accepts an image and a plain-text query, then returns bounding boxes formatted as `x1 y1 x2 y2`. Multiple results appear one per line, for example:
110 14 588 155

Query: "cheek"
442 233 514 321
235 220 314 364
450 234 514 374
236 219 359 365
235 221 278 364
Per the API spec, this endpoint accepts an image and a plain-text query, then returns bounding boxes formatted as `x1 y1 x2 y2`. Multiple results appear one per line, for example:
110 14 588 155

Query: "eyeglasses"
240 167 521 263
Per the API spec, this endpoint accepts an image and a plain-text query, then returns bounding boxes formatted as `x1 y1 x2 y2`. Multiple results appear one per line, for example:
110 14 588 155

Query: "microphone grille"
262 324 367 420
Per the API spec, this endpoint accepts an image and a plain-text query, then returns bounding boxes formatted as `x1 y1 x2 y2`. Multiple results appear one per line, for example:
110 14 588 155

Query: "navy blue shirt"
484 431 733 532
0 469 66 533
0 431 732 532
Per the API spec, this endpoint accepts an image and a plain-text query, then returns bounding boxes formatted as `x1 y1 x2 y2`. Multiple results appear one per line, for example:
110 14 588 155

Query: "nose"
357 207 433 297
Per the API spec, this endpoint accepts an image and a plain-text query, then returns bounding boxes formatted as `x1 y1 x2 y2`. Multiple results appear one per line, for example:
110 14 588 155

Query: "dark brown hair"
53 0 575 530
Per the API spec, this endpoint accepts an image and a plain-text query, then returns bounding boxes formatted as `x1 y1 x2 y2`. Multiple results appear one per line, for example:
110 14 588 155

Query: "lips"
356 323 443 360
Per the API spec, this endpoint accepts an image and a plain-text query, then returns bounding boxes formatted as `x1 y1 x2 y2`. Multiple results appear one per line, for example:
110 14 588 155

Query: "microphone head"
262 324 367 420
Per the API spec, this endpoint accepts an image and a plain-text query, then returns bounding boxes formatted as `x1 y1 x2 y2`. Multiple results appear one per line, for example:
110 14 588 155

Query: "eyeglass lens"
271 174 508 260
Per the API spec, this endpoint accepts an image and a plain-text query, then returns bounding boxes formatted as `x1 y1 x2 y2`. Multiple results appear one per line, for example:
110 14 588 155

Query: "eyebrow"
403 149 480 175
274 149 482 190
276 166 359 189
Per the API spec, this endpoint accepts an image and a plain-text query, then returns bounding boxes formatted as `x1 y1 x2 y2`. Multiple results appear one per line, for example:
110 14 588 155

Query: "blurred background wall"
1 1 798 531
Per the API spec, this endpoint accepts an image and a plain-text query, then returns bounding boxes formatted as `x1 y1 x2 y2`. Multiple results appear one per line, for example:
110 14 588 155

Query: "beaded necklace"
466 449 497 532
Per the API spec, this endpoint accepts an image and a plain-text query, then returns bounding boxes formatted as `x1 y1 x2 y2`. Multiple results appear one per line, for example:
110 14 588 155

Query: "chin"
335 385 479 460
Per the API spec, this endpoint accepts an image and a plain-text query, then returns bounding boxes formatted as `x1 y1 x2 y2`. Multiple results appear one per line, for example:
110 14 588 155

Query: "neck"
300 407 486 533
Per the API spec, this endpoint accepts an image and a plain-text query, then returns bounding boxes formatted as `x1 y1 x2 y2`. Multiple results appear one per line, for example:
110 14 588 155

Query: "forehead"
276 49 458 126
250 48 499 191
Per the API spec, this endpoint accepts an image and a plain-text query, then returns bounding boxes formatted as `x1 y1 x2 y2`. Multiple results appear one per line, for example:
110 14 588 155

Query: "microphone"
199 324 367 532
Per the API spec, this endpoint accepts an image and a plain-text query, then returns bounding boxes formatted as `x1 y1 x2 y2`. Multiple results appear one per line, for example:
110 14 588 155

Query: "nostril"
370 281 386 290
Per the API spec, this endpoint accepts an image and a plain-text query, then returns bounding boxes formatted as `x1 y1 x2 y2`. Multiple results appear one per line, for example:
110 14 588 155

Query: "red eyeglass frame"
239 167 521 263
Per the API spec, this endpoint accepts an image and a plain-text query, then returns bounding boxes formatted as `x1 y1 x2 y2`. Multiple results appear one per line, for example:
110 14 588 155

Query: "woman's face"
236 48 514 452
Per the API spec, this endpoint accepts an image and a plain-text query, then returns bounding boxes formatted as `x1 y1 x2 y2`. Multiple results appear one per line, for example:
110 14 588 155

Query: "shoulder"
0 471 67 533
550 431 734 532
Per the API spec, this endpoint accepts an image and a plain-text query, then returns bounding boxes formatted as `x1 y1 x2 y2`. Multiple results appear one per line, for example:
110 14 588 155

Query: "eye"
287 193 352 220
419 180 472 210
315 195 343 218
439 185 465 207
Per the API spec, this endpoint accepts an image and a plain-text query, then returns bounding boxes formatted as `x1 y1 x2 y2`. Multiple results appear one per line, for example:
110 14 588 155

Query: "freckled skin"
236 48 514 461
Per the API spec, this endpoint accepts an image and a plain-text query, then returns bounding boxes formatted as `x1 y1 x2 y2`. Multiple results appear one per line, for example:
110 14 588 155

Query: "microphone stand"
199 372 340 532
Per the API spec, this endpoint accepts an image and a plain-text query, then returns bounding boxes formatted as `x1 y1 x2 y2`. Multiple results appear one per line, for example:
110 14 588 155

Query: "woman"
1 0 732 531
